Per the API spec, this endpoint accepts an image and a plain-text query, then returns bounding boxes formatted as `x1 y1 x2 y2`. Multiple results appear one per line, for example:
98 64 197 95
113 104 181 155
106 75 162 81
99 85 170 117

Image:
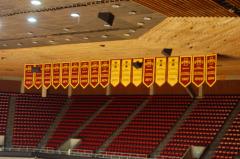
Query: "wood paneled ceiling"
0 17 239 79
133 0 239 17
0 0 165 49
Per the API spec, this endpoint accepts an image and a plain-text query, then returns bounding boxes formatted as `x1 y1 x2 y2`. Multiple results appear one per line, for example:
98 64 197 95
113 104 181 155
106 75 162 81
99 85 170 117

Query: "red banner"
192 56 205 87
70 62 80 88
206 54 217 87
43 64 52 89
100 61 110 88
90 61 100 88
80 61 90 88
24 64 34 89
34 64 42 89
143 58 155 87
179 56 192 87
52 63 61 89
61 63 70 89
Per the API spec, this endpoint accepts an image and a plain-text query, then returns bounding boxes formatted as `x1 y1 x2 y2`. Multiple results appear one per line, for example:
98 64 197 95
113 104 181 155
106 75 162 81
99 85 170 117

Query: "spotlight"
27 17 37 23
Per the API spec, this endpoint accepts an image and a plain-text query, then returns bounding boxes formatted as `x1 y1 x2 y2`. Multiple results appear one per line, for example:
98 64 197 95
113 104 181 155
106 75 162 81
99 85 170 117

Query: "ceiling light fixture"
112 4 120 8
128 11 137 15
65 38 71 41
2 44 8 47
129 29 136 33
17 43 23 46
32 41 38 44
49 40 55 43
83 37 89 40
31 0 42 6
143 17 152 21
101 35 108 39
63 28 70 32
137 22 144 26
70 13 80 18
123 33 130 37
104 24 111 27
27 17 37 23
27 32 33 35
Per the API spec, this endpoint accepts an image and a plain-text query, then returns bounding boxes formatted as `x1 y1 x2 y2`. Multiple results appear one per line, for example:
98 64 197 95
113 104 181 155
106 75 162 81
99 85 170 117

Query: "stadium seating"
160 95 239 158
105 95 192 157
73 96 147 151
213 112 240 159
12 94 66 148
46 95 110 149
0 93 10 135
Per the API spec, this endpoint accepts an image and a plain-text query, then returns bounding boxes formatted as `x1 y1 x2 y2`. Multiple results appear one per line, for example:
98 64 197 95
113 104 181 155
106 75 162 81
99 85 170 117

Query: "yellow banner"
121 59 132 87
167 57 179 86
155 57 166 86
110 59 121 87
132 58 143 87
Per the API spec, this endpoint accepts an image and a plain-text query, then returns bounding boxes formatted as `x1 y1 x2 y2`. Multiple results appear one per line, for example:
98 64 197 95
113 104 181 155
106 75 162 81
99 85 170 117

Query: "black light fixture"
98 12 115 26
132 61 143 69
161 48 173 57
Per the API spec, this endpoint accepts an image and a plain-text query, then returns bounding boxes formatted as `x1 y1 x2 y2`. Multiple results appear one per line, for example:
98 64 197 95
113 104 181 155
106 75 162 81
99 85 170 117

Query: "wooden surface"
133 0 238 17
0 17 239 79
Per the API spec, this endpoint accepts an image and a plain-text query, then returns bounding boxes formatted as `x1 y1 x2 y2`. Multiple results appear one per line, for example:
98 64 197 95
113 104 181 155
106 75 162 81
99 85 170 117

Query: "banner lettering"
24 64 34 89
121 59 132 87
167 57 179 86
192 56 205 87
155 57 166 86
90 61 100 88
34 64 42 89
206 54 217 87
179 56 192 87
61 63 70 89
70 62 80 88
110 60 121 87
52 63 61 89
143 58 155 87
132 58 143 87
100 61 110 88
80 62 90 88
43 64 52 89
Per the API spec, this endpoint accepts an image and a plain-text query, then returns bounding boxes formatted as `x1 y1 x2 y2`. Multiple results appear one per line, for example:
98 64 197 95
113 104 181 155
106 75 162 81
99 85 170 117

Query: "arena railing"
1 146 185 159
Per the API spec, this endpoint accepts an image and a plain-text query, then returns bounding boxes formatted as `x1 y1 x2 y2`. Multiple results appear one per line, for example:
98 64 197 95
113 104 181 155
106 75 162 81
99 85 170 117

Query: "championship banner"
121 59 132 87
206 54 217 87
90 61 100 88
61 63 70 89
34 64 42 89
179 56 192 87
43 64 52 89
110 59 121 87
155 57 166 86
24 64 34 89
100 61 110 88
132 58 143 87
80 61 90 88
192 56 205 87
52 63 61 89
70 62 80 88
167 57 179 86
143 58 155 87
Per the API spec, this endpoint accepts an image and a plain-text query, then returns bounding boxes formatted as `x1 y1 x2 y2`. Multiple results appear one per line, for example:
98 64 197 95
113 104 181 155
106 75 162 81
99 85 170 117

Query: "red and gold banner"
34 64 42 89
132 58 143 87
143 58 155 87
61 63 70 89
206 54 217 87
24 64 34 89
90 61 100 88
121 59 132 87
80 61 90 88
70 62 80 88
100 61 110 88
52 63 61 89
110 60 121 87
155 57 166 86
192 56 205 87
179 56 192 87
167 57 179 86
43 64 52 89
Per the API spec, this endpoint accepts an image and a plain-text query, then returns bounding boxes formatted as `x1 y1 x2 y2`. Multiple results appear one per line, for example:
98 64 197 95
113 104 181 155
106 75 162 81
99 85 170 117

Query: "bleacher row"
0 92 239 159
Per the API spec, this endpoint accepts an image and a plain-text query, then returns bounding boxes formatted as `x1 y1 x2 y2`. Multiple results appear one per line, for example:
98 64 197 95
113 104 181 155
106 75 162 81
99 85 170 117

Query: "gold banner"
167 57 179 86
132 58 143 87
155 57 166 86
24 64 34 89
34 64 42 89
61 63 70 89
110 59 121 87
121 59 132 87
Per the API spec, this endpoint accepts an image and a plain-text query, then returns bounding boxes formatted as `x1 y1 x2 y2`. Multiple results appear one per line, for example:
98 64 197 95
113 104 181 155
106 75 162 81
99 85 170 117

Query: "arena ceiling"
0 0 239 80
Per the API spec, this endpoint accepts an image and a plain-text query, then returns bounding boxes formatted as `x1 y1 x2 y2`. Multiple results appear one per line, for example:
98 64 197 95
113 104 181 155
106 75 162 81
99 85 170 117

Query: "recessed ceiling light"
31 0 42 6
101 35 108 39
123 33 130 37
143 17 152 21
137 22 144 26
128 11 137 15
27 17 37 23
17 43 23 46
129 29 136 33
32 41 38 44
27 32 33 35
112 4 120 8
65 38 71 41
49 40 55 43
83 36 89 40
70 13 80 18
63 27 70 32
2 44 8 47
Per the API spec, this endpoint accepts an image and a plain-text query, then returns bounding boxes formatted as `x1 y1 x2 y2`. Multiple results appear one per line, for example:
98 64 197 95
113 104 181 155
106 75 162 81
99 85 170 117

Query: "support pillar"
42 87 47 98
68 86 73 98
106 85 111 96
149 85 155 95
198 85 203 99
20 79 25 94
